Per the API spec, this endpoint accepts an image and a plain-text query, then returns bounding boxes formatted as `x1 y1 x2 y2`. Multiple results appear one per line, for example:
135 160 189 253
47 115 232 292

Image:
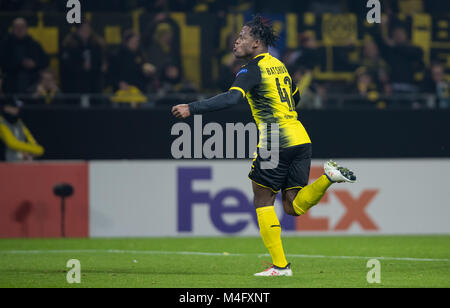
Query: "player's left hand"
172 104 191 119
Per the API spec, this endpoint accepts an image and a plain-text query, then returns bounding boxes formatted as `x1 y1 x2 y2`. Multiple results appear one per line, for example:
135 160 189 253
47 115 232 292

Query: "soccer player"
172 16 356 277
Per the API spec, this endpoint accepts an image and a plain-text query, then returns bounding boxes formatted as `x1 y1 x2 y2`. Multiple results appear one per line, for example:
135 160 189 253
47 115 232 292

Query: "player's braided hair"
245 15 278 47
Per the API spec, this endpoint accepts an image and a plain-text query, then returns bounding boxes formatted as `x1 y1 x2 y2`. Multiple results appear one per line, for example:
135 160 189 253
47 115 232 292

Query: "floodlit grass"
0 236 449 288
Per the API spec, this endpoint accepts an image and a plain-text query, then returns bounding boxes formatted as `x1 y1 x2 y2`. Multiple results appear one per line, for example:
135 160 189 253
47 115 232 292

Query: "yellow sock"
293 175 333 215
256 206 288 268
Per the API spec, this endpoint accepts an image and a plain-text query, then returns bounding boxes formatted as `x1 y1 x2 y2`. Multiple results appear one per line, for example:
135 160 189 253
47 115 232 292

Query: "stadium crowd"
0 0 448 109
0 14 192 103
1 0 449 14
0 0 449 162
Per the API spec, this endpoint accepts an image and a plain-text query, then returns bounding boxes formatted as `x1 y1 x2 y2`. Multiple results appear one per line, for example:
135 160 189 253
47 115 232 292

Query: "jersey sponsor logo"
236 68 248 77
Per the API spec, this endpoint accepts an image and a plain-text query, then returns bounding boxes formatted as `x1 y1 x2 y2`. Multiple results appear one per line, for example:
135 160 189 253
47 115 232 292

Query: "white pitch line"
0 249 244 257
0 249 449 262
258 253 450 262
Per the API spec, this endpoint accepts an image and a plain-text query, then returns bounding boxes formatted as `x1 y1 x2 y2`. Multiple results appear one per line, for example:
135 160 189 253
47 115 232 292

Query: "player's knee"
282 189 301 216
283 200 299 216
281 196 297 216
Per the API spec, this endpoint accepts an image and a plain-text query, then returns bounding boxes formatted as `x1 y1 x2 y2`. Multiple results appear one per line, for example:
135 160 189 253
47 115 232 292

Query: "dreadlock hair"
244 15 279 47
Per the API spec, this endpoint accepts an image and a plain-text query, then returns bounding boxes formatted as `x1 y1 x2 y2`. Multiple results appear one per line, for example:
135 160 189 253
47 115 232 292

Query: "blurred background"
0 0 449 109
0 0 449 238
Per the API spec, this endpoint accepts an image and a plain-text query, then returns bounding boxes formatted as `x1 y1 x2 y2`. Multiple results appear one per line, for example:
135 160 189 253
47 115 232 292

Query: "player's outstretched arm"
172 90 243 119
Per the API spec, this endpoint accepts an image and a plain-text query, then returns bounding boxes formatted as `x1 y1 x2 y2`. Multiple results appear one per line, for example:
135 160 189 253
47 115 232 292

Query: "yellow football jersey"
230 53 311 148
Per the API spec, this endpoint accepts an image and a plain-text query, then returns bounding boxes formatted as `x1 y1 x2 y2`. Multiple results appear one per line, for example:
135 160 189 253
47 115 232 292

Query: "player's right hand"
172 104 191 119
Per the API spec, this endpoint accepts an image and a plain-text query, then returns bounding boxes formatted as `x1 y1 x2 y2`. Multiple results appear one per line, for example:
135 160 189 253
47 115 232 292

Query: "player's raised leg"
283 160 357 216
251 182 292 277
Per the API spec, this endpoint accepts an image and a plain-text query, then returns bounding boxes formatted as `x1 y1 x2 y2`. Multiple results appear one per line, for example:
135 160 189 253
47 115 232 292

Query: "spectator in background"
158 62 196 94
423 63 449 109
109 30 156 107
108 29 156 93
0 17 49 94
360 37 391 94
288 32 324 109
290 31 320 72
61 22 106 94
351 66 385 109
159 64 182 93
292 67 326 109
110 85 148 108
369 16 424 94
0 97 44 162
31 69 61 105
155 62 197 105
143 15 182 78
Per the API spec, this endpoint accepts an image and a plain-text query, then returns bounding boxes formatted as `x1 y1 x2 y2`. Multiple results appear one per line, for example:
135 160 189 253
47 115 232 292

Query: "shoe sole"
337 166 357 183
326 161 357 183
254 270 293 277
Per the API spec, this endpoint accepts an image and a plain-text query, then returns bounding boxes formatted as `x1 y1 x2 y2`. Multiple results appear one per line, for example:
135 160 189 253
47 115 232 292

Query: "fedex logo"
177 167 258 233
177 167 379 234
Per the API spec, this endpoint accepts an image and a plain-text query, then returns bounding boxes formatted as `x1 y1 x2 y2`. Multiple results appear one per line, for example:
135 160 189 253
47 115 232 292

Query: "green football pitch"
0 236 449 288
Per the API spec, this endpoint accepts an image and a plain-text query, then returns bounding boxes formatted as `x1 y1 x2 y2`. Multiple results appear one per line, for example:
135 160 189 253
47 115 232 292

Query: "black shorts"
248 143 312 193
